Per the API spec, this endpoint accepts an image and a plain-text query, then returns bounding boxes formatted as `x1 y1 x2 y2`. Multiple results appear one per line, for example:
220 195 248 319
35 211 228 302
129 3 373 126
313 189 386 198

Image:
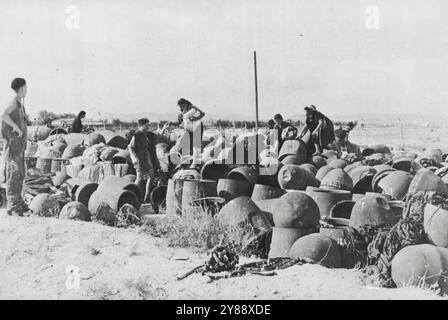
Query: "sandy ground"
0 211 445 300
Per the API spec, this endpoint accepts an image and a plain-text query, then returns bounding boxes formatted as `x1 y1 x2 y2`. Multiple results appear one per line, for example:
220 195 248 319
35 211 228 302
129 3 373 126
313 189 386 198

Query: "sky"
1 0 448 120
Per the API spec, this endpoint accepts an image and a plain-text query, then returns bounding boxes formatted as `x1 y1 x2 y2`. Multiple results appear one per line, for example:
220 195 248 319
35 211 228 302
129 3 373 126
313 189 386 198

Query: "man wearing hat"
128 118 161 204
298 105 335 155
273 113 291 150
1 78 30 216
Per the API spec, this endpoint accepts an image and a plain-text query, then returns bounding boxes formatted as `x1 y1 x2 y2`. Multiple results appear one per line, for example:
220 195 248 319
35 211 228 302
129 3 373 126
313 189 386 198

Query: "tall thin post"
254 51 259 166
254 51 259 132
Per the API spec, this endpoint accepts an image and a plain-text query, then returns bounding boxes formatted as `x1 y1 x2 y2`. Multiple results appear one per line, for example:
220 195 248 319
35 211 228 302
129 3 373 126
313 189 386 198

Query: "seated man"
330 127 361 158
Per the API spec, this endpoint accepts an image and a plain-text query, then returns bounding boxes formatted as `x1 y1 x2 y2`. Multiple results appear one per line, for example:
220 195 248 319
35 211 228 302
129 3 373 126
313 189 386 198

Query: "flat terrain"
0 212 444 300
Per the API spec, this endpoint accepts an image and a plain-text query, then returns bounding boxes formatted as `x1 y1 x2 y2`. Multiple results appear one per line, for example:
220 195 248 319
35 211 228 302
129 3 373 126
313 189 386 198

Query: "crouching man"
128 118 161 204
1 78 30 216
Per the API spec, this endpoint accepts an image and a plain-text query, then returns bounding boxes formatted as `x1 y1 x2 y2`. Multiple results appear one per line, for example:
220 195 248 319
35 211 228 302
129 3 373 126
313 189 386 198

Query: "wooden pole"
254 51 259 166
254 51 259 132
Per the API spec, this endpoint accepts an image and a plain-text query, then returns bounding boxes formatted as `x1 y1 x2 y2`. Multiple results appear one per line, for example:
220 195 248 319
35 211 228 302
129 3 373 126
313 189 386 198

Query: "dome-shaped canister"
62 144 85 160
59 201 91 221
423 203 448 248
83 132 106 146
378 170 413 200
408 168 448 196
328 158 349 169
392 157 413 173
371 167 396 193
217 196 270 231
289 233 343 268
320 168 353 192
29 193 61 217
343 162 362 174
273 191 320 229
391 244 448 294
277 140 307 162
312 155 327 169
316 165 333 182
349 194 394 228
300 163 318 176
277 164 319 191
100 148 119 162
281 155 303 166
348 165 376 194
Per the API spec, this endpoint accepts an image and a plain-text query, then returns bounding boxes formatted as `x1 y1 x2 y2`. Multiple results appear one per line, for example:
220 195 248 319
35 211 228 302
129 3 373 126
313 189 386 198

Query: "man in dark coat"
298 105 335 155
128 118 161 204
71 110 86 133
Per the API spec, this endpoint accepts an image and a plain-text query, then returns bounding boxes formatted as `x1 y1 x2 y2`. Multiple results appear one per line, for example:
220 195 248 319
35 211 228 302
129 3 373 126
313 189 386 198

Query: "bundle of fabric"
82 143 107 166
24 173 54 196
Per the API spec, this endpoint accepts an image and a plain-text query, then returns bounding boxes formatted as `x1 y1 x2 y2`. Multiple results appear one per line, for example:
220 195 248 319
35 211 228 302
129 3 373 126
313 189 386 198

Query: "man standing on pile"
71 110 86 133
298 105 335 156
1 78 30 216
273 113 291 150
128 118 161 205
170 98 205 165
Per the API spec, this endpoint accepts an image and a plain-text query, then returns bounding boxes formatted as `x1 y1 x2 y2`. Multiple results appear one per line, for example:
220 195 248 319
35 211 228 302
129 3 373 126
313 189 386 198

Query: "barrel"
277 164 319 191
97 175 141 201
51 159 65 174
251 184 286 202
88 188 140 215
150 185 168 214
217 178 252 201
328 200 355 226
74 182 99 208
306 188 352 220
100 161 115 177
36 158 52 174
114 164 129 177
166 178 191 216
181 179 217 213
227 166 258 186
200 159 230 181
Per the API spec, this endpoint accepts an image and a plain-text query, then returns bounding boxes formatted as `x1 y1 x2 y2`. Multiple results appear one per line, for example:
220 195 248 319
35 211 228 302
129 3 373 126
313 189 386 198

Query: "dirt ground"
0 211 445 300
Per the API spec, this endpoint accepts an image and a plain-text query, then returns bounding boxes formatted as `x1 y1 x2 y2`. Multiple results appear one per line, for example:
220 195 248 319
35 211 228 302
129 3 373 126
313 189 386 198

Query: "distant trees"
36 110 76 126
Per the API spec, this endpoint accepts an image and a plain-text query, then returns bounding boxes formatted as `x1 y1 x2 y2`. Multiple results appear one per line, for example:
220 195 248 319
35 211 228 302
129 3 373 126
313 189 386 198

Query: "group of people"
1 76 359 216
